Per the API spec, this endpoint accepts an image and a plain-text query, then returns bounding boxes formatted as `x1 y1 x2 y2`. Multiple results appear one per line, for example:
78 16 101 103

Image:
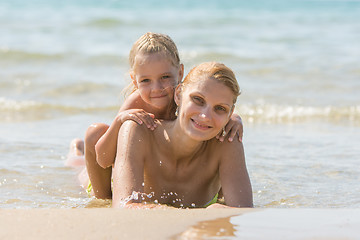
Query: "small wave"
181 50 272 65
1 97 359 124
0 97 117 122
0 168 22 175
84 18 126 28
0 48 126 66
0 48 65 61
237 103 360 123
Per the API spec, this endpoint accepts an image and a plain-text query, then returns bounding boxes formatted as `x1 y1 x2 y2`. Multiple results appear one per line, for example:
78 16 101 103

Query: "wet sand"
0 208 358 239
0 208 251 239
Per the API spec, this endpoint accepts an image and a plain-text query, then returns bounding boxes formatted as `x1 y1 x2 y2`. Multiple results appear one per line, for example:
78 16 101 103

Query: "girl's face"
132 53 183 110
175 76 235 141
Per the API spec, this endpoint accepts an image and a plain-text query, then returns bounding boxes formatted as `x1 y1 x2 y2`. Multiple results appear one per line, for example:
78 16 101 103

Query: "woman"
112 62 253 208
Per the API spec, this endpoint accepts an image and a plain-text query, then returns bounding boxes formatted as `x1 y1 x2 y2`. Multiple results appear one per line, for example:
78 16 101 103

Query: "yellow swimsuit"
203 193 218 208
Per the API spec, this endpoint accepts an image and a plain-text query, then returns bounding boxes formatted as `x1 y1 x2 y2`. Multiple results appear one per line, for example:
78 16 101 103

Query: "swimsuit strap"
203 193 218 208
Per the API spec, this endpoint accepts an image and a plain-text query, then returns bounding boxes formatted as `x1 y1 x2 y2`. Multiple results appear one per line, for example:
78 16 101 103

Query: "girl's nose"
153 80 163 91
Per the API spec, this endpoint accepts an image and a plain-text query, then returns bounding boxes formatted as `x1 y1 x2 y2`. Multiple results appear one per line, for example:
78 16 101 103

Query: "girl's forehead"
134 52 172 66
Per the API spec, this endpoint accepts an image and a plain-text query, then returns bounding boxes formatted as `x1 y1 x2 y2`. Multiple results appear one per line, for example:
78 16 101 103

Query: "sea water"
0 0 359 208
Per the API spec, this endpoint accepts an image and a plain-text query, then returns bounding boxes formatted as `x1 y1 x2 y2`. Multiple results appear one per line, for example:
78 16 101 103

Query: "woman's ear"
228 106 235 120
178 64 184 83
174 84 182 106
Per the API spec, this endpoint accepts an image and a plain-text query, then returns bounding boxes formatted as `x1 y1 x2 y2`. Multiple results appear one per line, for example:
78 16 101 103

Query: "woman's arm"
111 120 147 208
95 94 156 168
219 141 253 208
111 120 172 209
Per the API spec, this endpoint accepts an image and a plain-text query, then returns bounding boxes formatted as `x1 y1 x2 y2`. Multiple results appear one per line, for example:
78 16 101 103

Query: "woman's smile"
190 118 212 130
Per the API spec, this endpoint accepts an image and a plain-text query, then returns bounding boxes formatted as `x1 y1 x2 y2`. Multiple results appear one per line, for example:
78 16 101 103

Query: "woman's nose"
199 108 211 120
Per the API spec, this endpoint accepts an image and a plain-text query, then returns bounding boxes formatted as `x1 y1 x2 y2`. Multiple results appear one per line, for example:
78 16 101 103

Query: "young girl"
67 32 244 199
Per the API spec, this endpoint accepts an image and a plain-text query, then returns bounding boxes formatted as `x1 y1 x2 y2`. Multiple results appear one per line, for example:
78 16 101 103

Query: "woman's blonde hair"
123 32 181 96
182 62 241 105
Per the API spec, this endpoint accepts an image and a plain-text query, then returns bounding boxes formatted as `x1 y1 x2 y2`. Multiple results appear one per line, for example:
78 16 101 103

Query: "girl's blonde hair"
182 62 241 105
123 32 181 96
129 32 181 71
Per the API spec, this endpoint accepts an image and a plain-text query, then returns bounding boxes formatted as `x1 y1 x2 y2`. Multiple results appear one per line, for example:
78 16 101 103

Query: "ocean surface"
0 0 359 208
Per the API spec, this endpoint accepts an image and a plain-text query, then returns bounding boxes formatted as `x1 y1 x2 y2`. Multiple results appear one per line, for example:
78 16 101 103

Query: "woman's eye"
215 106 227 113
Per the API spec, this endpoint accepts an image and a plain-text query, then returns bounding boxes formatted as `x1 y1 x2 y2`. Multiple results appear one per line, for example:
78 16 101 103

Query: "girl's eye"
140 79 150 83
161 75 170 80
192 96 204 105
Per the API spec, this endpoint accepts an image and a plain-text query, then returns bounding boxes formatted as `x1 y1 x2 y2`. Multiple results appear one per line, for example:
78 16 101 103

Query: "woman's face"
176 76 235 141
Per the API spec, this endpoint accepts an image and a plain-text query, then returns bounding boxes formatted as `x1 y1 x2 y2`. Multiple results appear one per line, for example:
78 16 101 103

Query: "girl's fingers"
128 113 143 125
221 122 234 142
139 113 156 130
239 131 243 142
227 128 237 142
216 132 221 139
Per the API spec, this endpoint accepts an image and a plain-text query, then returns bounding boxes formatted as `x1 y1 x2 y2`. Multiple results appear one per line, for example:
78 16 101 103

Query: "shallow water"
174 209 360 239
0 0 359 208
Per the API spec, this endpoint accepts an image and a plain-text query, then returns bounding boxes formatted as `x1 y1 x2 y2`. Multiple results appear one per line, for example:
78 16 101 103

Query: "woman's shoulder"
207 138 244 158
120 120 152 141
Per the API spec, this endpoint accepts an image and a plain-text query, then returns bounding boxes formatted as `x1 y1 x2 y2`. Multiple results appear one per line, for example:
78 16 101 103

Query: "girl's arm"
216 113 243 142
219 141 253 208
95 93 156 168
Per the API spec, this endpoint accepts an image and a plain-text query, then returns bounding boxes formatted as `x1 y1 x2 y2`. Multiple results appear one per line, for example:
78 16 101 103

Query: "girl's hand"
117 109 157 130
216 114 243 142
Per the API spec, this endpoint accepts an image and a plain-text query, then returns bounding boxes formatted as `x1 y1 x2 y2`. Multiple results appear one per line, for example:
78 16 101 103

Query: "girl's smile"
132 53 182 110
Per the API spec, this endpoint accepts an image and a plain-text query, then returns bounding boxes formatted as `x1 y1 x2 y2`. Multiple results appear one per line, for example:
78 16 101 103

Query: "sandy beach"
0 208 359 239
0 208 250 239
